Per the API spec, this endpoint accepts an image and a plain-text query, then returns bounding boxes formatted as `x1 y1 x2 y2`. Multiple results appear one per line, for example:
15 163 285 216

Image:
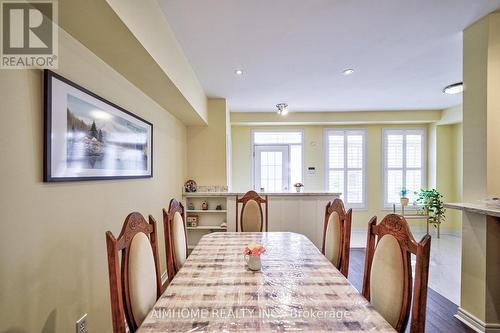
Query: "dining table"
138 232 395 332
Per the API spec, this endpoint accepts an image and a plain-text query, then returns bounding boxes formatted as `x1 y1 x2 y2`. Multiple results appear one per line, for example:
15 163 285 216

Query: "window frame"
381 128 427 209
323 128 368 210
251 129 304 192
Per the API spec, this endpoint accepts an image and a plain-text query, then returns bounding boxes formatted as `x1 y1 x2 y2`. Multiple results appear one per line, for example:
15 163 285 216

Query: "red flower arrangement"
242 243 266 257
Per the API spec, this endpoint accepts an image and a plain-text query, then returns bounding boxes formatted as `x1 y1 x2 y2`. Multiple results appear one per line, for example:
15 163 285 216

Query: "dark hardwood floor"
348 248 474 333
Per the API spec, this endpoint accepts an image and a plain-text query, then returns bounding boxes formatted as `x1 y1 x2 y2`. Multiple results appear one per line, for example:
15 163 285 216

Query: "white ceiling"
159 0 500 112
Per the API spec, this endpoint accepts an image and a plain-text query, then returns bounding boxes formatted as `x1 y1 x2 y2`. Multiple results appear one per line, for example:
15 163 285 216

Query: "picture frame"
43 70 153 182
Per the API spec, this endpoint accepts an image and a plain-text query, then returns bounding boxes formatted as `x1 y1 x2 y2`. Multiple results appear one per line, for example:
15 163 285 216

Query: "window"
382 128 426 208
325 129 367 209
253 131 303 192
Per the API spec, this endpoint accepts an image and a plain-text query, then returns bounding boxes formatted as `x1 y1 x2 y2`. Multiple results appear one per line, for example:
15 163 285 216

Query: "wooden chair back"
236 190 268 232
105 212 162 333
321 198 352 277
362 214 431 333
163 198 188 281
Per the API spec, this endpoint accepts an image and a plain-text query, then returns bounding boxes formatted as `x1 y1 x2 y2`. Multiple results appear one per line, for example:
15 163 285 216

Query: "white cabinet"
183 193 229 250
185 192 339 250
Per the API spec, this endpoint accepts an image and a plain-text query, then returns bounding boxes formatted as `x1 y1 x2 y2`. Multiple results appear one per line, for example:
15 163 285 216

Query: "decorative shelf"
186 210 227 213
187 226 227 230
183 193 230 249
183 193 230 198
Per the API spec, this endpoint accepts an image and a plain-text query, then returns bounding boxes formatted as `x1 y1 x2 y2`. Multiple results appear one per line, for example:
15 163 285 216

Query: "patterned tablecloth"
138 232 395 332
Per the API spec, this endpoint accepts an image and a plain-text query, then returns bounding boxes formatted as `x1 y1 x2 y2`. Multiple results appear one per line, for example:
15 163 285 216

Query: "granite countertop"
444 202 500 218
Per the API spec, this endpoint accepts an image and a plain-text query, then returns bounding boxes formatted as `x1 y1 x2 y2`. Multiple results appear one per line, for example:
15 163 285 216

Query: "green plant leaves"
415 189 446 225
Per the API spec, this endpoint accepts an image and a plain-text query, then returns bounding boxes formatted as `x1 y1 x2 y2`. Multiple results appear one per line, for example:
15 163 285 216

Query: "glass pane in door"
260 151 283 192
254 145 289 192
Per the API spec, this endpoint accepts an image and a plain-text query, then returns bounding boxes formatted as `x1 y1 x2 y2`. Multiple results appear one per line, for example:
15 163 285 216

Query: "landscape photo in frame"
44 70 153 181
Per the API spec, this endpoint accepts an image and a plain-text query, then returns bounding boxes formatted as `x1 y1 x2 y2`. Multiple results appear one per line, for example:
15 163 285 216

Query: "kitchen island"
444 202 500 331
183 192 340 249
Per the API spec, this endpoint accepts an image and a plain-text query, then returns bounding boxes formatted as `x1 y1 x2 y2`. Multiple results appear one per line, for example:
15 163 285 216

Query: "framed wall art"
44 70 153 181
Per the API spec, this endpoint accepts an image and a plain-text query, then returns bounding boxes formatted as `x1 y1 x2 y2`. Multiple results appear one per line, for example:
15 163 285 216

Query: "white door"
254 145 289 192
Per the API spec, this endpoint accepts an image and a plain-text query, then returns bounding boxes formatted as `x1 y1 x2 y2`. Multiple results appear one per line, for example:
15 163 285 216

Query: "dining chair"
321 198 352 277
236 190 268 232
163 198 188 281
362 214 431 333
105 212 162 333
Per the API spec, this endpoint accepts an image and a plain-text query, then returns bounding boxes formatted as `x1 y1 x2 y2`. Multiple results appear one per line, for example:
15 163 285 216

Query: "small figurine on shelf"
187 215 198 228
202 201 209 210
220 222 227 229
188 202 195 211
293 182 304 193
184 179 197 193
216 204 222 210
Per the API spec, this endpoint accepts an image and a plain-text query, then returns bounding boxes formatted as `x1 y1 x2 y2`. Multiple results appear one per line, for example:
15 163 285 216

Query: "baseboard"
455 307 500 333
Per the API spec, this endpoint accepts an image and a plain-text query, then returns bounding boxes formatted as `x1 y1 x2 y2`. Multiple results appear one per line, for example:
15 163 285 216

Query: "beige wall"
231 123 463 231
231 110 442 125
462 14 489 322
487 14 500 197
428 123 437 189
439 104 463 125
186 99 228 186
59 0 207 126
460 12 500 325
453 123 463 202
106 0 208 123
435 124 463 230
0 30 187 333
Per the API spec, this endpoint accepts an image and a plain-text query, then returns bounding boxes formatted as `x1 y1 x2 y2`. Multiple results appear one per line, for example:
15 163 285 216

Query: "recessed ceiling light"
443 82 463 95
234 69 243 75
276 103 288 116
342 68 355 76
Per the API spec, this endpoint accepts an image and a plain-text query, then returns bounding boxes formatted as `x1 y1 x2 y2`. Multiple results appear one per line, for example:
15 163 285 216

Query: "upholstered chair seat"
362 214 431 333
172 211 187 268
128 232 158 325
321 199 352 277
236 191 268 232
369 234 405 328
241 199 262 232
163 199 188 281
105 212 162 333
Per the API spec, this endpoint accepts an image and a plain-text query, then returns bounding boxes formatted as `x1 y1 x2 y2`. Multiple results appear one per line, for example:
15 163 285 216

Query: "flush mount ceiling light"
276 103 289 116
234 69 244 75
342 68 355 76
443 82 463 94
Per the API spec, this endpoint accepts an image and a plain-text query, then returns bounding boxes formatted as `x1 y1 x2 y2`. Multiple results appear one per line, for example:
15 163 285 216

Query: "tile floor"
351 227 462 305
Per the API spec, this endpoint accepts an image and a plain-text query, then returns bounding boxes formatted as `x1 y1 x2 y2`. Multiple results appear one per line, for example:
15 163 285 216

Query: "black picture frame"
44 70 153 182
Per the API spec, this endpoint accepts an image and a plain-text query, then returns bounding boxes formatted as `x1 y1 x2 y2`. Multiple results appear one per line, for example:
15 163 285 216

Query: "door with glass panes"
254 145 289 192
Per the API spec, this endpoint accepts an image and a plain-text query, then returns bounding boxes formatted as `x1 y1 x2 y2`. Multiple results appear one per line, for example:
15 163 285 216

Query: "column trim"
455 307 500 333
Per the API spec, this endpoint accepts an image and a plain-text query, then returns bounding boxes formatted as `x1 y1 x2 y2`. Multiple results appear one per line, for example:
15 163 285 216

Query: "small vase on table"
242 243 266 272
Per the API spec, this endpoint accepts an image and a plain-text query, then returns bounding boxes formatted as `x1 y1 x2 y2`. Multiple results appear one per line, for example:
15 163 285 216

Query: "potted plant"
400 188 409 206
415 189 446 238
294 182 304 193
